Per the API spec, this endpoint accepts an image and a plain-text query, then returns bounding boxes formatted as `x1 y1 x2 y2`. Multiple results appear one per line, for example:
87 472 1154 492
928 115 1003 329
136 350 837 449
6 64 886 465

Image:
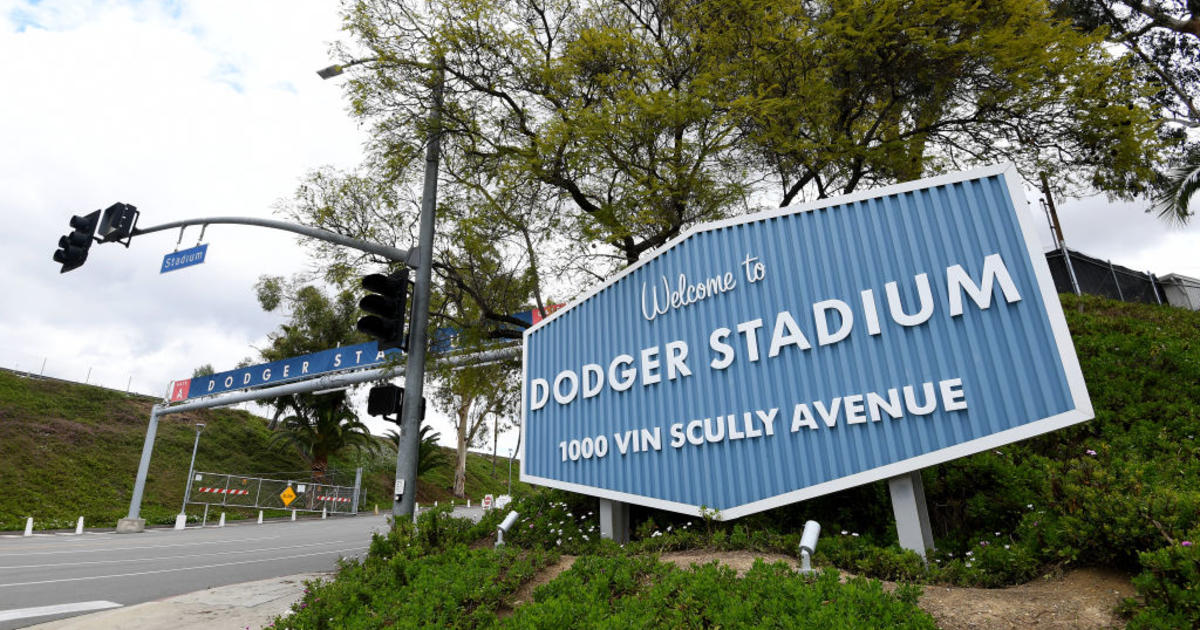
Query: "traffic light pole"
126 216 414 265
393 57 444 520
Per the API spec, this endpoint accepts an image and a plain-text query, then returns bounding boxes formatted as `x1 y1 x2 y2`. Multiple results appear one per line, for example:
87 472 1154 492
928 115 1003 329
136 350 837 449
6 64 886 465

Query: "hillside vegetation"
0 371 526 530
272 294 1200 628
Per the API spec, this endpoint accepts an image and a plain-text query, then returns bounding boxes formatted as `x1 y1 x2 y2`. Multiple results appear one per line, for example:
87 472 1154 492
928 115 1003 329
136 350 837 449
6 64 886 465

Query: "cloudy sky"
1 0 1197 455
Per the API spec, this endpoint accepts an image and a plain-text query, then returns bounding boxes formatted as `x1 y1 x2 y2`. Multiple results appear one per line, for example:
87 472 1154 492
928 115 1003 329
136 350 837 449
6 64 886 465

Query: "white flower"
556 538 561 546
994 532 1000 536
1026 504 1033 509
851 532 859 537
841 530 848 535
1004 545 1010 550
965 551 973 557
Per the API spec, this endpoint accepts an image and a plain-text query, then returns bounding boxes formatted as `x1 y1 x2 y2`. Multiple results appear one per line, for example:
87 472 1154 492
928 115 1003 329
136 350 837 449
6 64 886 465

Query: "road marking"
0 539 352 570
0 534 286 557
0 600 122 622
0 546 367 588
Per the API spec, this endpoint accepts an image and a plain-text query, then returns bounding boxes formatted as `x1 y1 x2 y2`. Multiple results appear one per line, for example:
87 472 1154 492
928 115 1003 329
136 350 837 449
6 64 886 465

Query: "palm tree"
269 397 381 482
385 424 449 478
1152 154 1200 225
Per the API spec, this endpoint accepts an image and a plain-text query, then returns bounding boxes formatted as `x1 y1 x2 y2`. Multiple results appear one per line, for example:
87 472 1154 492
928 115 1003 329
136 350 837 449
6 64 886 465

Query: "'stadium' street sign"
521 165 1092 519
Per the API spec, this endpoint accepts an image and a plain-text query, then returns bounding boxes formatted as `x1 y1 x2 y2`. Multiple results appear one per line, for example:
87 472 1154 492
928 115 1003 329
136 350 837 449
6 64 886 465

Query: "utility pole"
1039 172 1066 245
393 57 445 520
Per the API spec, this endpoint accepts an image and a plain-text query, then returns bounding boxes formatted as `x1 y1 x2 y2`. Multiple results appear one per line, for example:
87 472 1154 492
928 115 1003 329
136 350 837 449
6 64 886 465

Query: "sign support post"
117 407 159 533
599 499 629 544
887 471 935 560
351 467 362 514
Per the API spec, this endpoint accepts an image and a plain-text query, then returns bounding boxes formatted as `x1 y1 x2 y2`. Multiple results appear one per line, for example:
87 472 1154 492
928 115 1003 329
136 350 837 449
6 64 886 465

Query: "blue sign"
172 342 401 401
521 165 1092 518
161 244 208 273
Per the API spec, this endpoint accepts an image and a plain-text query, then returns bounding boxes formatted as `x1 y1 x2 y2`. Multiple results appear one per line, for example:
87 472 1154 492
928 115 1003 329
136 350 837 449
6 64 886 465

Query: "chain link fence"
185 471 364 515
1045 247 1166 306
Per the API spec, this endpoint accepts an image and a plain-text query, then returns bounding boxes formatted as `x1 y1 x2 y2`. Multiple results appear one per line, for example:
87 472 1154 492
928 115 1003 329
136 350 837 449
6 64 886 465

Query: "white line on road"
0 546 367 588
0 600 122 622
0 539 353 570
0 534 286 557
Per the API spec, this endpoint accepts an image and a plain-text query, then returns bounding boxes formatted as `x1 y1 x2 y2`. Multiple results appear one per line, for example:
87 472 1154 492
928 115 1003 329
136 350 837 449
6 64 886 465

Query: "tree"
275 0 1169 347
1055 0 1198 222
192 364 214 378
329 0 1160 265
385 424 450 477
254 276 366 428
430 361 520 498
1152 154 1200 221
269 395 381 481
252 277 383 481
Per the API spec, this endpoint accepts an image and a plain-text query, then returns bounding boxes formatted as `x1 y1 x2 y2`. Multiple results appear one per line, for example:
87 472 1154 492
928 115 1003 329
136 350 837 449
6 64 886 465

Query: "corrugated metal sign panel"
521 165 1091 518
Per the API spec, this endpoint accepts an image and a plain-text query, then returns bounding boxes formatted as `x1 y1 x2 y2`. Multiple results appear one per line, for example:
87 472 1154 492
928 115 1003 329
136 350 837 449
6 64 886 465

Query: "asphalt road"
0 514 391 629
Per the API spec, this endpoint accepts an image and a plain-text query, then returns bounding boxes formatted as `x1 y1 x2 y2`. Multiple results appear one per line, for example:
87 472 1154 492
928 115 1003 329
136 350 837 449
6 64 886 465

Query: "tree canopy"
283 0 1170 352
1053 0 1199 222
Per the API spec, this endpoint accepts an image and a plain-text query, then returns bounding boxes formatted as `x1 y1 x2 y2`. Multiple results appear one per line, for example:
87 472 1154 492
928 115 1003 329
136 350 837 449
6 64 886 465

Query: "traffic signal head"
366 384 426 424
367 384 404 418
357 269 411 351
52 210 101 273
98 202 139 246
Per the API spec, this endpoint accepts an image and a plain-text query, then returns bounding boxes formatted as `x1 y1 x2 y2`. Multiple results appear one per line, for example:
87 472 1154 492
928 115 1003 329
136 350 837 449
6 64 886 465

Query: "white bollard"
413 503 419 526
24 517 33 537
374 504 379 515
468 499 471 508
218 512 225 527
291 509 297 521
257 511 263 525
322 507 327 520
75 517 84 535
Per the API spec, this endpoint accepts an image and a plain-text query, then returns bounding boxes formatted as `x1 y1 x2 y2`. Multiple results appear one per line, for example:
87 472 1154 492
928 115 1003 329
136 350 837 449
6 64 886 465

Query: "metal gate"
184 471 364 515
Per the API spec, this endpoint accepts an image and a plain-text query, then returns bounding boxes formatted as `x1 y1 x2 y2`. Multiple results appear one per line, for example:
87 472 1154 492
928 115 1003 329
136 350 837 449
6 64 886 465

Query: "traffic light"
98 202 139 246
52 210 101 273
357 269 411 351
367 384 426 424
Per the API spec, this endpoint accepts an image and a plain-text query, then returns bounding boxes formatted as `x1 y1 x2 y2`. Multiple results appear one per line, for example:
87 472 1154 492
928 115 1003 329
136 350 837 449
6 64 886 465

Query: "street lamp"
174 423 204 530
319 55 444 520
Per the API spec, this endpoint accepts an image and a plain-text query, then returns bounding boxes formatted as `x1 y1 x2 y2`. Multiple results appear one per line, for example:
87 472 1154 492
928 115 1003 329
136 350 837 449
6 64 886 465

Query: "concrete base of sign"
888 471 935 560
116 517 145 534
599 499 629 544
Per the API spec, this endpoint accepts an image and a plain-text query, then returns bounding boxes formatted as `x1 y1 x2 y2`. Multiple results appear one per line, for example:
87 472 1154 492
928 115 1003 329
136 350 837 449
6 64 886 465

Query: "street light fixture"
175 423 204 530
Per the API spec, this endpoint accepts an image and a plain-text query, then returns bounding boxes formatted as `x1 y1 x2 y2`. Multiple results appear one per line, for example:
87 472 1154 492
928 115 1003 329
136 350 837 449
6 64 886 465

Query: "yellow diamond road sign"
280 486 297 507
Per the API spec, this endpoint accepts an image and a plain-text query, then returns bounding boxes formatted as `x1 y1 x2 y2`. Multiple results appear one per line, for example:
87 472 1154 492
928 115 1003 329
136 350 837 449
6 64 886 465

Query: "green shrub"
272 542 556 629
1125 541 1200 629
504 557 935 629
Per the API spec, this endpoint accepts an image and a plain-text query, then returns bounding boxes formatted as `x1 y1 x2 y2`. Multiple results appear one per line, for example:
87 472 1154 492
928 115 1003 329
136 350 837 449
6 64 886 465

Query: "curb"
24 572 328 629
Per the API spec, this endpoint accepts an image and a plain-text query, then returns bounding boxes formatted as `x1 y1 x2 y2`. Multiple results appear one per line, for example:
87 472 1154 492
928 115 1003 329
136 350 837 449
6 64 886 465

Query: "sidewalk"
25 572 326 629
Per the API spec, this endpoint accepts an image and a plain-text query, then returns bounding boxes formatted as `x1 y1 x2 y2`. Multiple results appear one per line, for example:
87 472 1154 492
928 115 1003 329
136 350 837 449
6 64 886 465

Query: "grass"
0 370 528 530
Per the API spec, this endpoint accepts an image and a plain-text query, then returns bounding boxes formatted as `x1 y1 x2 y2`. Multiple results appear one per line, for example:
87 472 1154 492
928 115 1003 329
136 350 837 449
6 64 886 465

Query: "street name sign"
161 244 208 273
168 341 401 402
521 165 1092 518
